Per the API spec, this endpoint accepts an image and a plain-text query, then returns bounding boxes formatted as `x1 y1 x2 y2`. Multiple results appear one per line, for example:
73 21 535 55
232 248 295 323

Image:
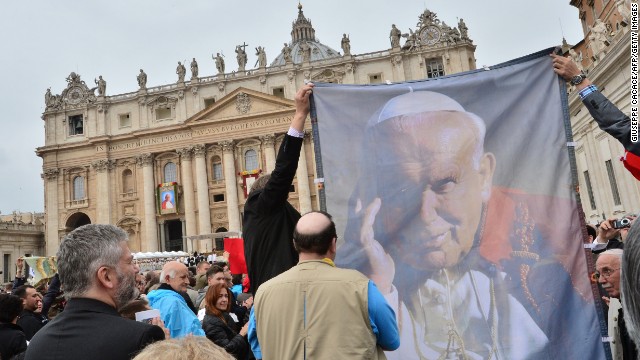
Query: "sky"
0 0 583 214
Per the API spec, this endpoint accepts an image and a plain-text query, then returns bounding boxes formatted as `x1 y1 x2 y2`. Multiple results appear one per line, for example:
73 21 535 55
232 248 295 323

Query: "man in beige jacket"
248 211 399 360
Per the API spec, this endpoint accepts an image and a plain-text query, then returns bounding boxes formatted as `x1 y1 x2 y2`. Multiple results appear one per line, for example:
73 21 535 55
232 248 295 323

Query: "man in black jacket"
14 284 47 340
26 224 166 360
243 82 314 294
0 293 27 360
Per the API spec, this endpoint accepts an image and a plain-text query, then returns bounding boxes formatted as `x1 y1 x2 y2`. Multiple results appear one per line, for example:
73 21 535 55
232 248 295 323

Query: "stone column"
391 55 406 82
177 147 198 239
181 218 188 252
260 134 276 173
297 134 312 213
135 153 158 252
91 159 115 224
220 141 241 232
138 94 149 129
44 168 60 256
190 86 200 113
344 63 356 84
194 144 212 252
96 104 109 136
159 221 166 251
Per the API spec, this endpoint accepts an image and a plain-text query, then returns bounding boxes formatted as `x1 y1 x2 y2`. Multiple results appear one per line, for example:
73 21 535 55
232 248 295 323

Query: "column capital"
219 140 235 153
176 146 194 160
91 159 116 173
193 144 207 158
43 168 59 180
97 104 109 113
260 134 276 147
135 153 154 167
391 54 403 67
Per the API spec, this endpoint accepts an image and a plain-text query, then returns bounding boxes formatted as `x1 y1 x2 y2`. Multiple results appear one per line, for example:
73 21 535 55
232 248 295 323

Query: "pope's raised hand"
356 197 395 294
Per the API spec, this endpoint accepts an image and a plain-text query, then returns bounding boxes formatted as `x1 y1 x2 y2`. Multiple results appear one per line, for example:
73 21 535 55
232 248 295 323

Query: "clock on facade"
66 86 84 105
420 25 441 46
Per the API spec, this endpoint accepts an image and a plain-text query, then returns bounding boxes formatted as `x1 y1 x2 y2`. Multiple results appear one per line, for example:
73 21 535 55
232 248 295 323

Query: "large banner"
311 49 606 359
25 256 57 286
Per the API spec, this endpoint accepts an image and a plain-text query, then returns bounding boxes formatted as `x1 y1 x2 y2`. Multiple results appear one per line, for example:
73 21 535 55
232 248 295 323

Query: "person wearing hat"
336 90 598 358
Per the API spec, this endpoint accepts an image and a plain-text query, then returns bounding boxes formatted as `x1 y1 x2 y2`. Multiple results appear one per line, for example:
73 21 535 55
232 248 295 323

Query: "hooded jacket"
147 288 205 338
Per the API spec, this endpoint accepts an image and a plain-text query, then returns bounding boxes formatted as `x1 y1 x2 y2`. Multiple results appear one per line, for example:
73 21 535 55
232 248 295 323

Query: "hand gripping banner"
310 48 607 359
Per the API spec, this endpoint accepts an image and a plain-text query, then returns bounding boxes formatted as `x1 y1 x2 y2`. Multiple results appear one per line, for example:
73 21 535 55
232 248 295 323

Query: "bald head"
297 212 332 235
596 250 622 299
162 261 187 274
293 211 337 256
161 261 190 292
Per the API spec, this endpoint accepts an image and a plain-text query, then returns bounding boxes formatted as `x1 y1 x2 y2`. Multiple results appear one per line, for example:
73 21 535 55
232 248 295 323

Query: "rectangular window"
272 87 285 98
156 108 172 120
426 58 445 78
163 163 177 183
69 114 84 135
605 160 622 205
244 150 259 171
73 176 85 200
369 74 382 84
204 98 216 108
213 163 223 180
119 113 131 128
289 184 295 193
213 194 225 202
583 170 597 210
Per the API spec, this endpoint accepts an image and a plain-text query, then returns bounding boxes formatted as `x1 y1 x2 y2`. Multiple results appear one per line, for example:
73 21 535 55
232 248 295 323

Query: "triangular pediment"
186 87 295 124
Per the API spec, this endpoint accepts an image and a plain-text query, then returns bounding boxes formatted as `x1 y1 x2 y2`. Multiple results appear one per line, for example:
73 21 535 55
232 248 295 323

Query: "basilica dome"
270 4 342 66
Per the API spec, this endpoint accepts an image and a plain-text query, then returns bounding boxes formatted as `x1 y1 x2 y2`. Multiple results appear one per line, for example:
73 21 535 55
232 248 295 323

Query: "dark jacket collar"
158 283 179 293
0 322 23 331
63 298 119 316
19 309 37 317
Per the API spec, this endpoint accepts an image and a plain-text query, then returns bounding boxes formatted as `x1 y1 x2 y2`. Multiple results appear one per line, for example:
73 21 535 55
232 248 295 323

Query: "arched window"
164 162 177 183
244 149 258 171
73 176 85 200
212 156 223 180
122 169 134 193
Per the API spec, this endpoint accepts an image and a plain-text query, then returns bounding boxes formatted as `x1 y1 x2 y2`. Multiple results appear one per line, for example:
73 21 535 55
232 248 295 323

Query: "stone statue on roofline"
236 44 248 72
213 53 225 74
255 46 267 68
94 76 106 96
137 69 147 89
390 24 402 48
458 18 469 40
282 43 293 64
176 61 186 83
341 34 351 56
190 58 198 79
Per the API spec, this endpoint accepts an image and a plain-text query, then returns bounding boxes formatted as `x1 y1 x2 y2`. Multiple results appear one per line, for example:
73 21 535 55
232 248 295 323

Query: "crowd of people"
0 227 256 360
1 53 639 360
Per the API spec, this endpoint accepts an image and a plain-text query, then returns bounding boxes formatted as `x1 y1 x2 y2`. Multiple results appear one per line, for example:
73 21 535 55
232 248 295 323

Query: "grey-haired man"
26 224 165 360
